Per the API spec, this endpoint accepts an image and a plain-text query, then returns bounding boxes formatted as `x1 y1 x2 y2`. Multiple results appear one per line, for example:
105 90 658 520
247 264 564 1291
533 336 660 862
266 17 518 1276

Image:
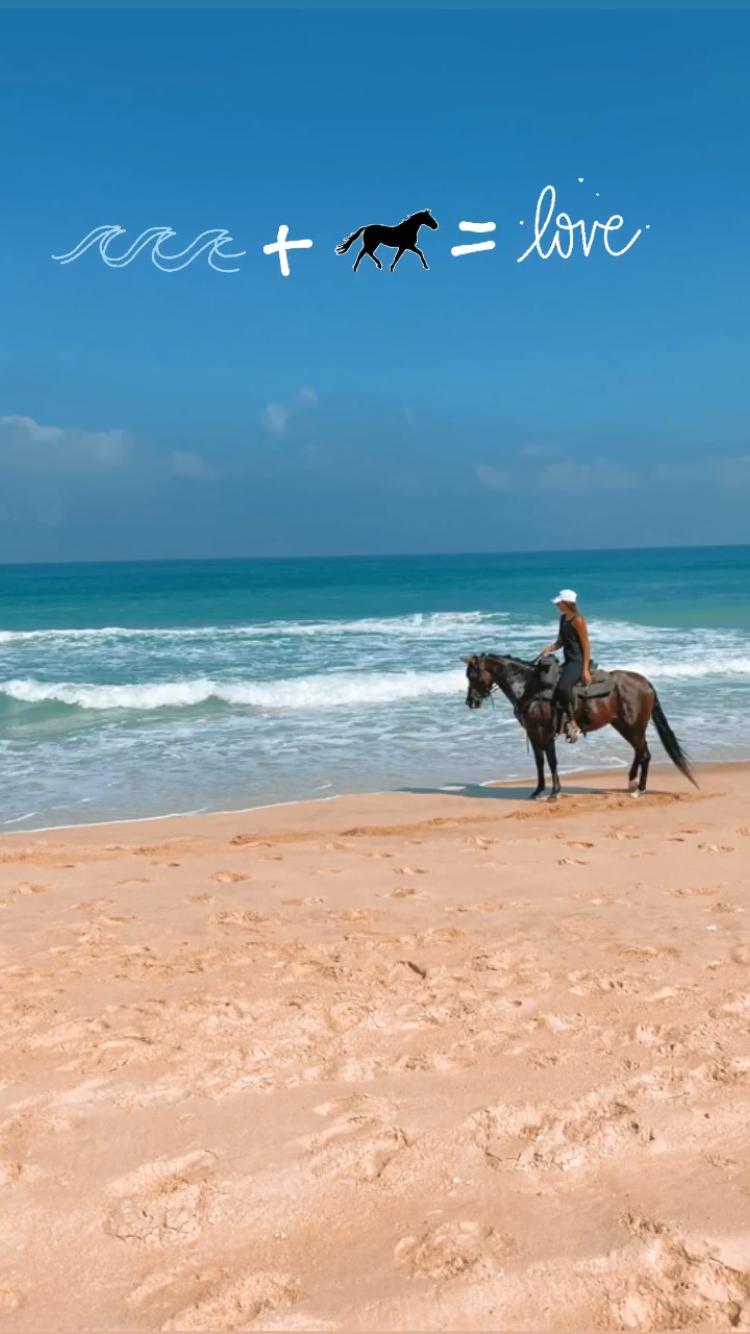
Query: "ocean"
0 547 748 831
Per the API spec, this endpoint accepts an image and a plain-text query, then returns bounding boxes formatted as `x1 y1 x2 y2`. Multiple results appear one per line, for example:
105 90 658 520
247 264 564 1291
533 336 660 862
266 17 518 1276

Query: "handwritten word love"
516 184 642 263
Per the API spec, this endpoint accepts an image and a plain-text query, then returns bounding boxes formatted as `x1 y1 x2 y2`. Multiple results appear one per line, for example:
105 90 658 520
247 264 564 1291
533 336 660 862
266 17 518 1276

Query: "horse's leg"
545 740 561 800
610 719 645 795
353 244 367 272
639 737 652 793
366 245 383 269
390 247 406 272
530 745 545 799
627 746 640 792
411 245 429 269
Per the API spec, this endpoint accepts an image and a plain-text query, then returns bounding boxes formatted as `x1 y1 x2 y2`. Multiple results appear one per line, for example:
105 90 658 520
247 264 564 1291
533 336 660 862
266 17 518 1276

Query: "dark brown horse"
464 653 697 801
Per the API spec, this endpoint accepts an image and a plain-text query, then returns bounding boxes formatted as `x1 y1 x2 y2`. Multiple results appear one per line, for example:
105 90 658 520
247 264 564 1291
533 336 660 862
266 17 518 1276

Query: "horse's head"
418 209 439 230
463 654 494 709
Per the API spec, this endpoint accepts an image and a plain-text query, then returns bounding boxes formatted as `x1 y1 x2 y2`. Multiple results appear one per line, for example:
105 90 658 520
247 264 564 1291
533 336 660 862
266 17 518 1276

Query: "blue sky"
0 7 748 561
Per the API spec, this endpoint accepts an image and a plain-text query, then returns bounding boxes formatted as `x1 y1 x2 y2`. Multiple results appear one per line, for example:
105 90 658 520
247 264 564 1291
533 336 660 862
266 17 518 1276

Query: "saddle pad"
535 669 615 703
575 672 615 700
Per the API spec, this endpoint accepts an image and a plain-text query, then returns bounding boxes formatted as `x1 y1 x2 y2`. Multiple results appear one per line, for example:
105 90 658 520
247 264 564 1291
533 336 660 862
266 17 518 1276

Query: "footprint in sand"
667 885 718 898
186 893 213 903
212 871 249 884
444 899 504 915
210 910 268 929
301 1113 410 1182
0 1159 46 1186
618 945 678 961
568 969 644 996
0 1285 24 1314
470 1090 654 1174
395 1219 513 1280
129 1268 299 1332
162 1273 300 1332
699 843 735 854
312 1092 399 1120
103 1149 221 1246
605 1215 750 1331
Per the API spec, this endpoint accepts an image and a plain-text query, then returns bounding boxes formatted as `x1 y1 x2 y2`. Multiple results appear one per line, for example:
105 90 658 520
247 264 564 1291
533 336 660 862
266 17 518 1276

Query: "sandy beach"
1 764 749 1332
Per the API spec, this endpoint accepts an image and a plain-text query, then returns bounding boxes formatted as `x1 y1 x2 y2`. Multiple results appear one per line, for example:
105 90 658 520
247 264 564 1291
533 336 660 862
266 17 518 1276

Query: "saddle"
533 655 615 703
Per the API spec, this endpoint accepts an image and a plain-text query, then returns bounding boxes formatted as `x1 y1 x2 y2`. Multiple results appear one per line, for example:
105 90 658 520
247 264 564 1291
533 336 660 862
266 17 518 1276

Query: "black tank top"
559 614 583 662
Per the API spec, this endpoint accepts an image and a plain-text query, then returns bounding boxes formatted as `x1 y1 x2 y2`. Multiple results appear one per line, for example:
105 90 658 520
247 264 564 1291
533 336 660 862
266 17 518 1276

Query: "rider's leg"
552 689 565 736
557 662 582 741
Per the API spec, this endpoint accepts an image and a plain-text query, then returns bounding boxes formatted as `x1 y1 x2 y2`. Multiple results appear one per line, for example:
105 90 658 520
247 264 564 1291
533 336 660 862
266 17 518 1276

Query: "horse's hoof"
629 790 640 800
547 793 558 803
628 779 639 793
530 789 544 801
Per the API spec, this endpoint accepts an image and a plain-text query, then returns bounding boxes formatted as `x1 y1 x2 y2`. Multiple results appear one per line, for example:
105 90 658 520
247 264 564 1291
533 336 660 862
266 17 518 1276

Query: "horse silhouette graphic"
336 209 439 272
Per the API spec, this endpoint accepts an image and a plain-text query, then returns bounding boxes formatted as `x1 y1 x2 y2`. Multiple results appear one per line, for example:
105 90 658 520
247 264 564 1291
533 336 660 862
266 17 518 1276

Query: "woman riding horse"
540 588 591 743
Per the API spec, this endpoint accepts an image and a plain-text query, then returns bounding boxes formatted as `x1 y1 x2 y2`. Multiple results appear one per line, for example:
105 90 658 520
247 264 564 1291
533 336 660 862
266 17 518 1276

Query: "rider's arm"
541 635 562 655
575 615 592 681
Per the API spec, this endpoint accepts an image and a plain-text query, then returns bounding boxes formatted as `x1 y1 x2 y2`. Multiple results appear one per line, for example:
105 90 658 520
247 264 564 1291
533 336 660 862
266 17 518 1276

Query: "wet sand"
1 764 750 1331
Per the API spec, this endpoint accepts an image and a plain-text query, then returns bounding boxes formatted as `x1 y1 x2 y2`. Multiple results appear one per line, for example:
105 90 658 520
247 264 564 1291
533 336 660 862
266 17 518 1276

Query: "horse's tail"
335 227 364 255
651 693 698 787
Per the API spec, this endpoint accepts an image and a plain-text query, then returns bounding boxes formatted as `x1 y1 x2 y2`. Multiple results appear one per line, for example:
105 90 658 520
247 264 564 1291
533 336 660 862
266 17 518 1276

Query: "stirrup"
564 719 580 743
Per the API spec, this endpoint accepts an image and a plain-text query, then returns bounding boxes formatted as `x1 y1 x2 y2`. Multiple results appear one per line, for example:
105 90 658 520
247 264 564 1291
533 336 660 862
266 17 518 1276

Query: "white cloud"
0 414 129 467
261 402 289 436
260 386 317 437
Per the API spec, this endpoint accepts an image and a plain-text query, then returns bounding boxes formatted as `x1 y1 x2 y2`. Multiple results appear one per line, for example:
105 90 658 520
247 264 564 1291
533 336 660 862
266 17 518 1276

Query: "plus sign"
263 224 313 277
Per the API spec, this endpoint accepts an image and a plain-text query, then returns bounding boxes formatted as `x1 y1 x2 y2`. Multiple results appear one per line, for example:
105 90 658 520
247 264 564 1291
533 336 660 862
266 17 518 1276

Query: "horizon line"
0 540 748 570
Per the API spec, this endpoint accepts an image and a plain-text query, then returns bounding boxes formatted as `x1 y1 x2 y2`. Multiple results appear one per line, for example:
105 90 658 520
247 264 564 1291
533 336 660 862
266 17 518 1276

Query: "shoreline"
0 757 744 844
0 763 741 843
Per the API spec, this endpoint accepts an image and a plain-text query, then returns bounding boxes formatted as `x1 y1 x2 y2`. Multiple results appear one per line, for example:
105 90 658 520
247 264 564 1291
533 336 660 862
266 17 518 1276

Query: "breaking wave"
3 652 750 715
0 612 497 645
0 668 466 712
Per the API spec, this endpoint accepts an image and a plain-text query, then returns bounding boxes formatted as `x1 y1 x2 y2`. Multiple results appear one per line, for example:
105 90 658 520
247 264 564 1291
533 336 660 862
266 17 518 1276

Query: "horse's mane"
483 653 535 670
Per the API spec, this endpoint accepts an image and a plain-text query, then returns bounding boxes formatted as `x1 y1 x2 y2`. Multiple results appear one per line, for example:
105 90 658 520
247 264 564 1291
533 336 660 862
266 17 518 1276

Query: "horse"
463 653 697 801
336 209 439 272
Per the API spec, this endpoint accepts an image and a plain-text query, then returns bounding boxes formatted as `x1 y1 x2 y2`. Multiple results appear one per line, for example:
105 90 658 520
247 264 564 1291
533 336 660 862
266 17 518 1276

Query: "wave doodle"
52 225 246 273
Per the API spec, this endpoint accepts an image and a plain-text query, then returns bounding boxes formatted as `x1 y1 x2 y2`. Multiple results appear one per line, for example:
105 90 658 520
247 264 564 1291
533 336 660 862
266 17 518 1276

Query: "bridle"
465 657 498 709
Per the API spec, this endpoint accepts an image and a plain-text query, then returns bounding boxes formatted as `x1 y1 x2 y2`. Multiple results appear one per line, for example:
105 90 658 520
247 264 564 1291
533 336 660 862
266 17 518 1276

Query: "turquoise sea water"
0 546 748 830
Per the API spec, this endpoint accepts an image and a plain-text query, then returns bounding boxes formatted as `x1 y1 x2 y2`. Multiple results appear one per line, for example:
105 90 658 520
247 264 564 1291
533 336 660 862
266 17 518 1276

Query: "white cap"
552 588 578 605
